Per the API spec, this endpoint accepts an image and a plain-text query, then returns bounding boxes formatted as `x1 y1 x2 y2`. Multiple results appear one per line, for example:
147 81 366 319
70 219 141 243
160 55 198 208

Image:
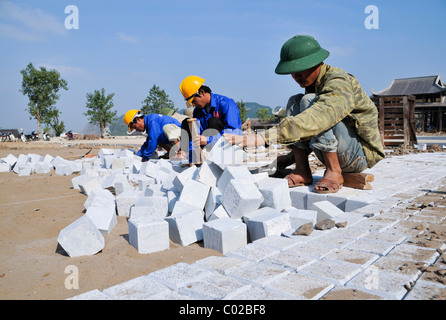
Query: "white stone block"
128 217 169 254
57 215 104 258
204 187 222 220
84 188 116 210
165 209 204 246
171 201 203 217
203 218 247 254
284 207 317 227
17 165 32 176
257 177 292 211
221 179 264 219
78 176 103 196
172 166 198 192
85 205 117 234
133 196 168 218
144 184 166 197
55 164 74 176
208 137 246 169
217 165 253 192
1 154 17 166
289 188 309 209
207 204 230 221
247 211 291 241
0 162 11 172
196 160 223 187
34 162 51 174
178 179 210 210
116 190 142 217
311 200 344 223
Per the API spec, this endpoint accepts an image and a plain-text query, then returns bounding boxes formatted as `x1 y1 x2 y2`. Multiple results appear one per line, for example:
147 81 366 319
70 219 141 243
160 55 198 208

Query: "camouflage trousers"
286 93 368 173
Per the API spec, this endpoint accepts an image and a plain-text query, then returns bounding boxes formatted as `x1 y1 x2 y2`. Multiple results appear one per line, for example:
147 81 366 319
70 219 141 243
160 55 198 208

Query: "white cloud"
38 64 89 78
116 32 138 43
0 1 66 41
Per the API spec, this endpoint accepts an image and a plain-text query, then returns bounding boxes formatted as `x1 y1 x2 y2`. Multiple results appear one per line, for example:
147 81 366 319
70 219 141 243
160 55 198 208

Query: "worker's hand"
192 135 207 148
223 133 265 147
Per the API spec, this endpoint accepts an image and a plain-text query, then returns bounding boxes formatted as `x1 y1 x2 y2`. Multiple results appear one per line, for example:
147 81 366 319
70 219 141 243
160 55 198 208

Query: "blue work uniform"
192 93 242 146
137 114 180 160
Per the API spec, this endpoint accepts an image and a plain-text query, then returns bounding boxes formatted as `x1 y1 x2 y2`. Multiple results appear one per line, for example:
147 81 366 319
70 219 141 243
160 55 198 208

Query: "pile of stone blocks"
5 137 356 258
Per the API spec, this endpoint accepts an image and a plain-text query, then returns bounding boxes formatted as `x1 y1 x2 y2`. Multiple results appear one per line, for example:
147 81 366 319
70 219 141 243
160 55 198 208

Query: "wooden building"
372 75 446 133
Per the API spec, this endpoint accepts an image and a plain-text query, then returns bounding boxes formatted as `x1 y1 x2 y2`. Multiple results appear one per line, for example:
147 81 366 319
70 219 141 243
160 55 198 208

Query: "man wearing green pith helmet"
224 35 384 194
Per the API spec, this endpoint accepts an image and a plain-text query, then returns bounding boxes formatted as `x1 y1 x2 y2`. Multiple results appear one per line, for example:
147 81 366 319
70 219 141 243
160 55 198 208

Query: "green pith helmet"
275 35 330 74
158 107 175 116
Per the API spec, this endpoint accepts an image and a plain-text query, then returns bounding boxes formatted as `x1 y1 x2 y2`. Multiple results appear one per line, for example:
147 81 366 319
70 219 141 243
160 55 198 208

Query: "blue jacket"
192 93 242 146
137 114 180 160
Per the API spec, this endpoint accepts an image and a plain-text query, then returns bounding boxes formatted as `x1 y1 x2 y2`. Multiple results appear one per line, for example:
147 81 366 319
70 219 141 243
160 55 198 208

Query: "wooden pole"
187 118 203 165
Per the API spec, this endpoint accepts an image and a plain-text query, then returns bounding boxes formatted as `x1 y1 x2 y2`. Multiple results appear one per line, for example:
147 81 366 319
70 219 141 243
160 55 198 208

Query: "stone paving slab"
68 152 446 300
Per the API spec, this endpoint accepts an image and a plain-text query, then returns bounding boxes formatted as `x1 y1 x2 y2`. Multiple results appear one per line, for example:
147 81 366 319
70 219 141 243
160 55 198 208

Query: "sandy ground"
0 139 222 300
1 137 445 300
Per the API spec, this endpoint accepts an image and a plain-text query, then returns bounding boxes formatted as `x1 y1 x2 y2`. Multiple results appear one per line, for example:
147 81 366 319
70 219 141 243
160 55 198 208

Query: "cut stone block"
78 176 103 196
284 207 318 227
0 162 11 172
221 179 264 219
172 166 198 193
311 200 345 223
178 179 210 210
208 137 246 169
195 160 223 187
203 218 247 254
116 190 142 217
217 165 253 192
257 177 291 211
128 217 169 254
144 184 166 197
134 196 168 217
207 204 229 221
57 215 105 258
17 165 32 176
204 187 222 220
247 210 291 242
34 162 51 174
289 188 309 209
84 189 116 210
1 154 17 167
55 164 74 176
85 206 117 234
165 209 204 246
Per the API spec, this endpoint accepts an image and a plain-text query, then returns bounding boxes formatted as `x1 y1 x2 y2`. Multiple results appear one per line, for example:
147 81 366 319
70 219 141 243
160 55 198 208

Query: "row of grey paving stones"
69 152 446 300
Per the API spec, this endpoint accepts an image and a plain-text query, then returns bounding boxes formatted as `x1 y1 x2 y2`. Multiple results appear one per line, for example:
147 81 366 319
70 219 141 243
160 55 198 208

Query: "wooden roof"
372 75 446 96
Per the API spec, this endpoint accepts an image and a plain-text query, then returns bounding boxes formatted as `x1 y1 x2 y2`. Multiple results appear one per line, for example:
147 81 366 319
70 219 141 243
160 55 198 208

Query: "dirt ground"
0 140 222 300
0 139 445 300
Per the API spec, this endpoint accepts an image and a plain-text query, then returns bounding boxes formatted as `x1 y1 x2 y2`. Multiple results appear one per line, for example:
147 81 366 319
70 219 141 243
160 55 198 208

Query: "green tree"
20 63 68 134
236 99 248 123
256 107 275 123
43 107 65 136
84 88 118 138
141 84 176 115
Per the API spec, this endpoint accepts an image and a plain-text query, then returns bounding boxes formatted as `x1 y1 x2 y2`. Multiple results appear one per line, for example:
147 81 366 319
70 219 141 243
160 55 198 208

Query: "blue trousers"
286 93 368 173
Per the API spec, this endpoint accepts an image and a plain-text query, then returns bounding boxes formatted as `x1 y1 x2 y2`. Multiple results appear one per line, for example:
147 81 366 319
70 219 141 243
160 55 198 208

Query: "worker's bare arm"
223 133 265 147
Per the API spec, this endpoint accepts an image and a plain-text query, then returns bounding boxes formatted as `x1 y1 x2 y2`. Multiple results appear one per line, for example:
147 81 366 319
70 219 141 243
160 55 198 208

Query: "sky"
0 0 445 133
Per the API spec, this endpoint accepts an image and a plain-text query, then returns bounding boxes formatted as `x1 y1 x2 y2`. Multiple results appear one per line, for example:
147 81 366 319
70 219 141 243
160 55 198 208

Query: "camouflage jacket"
261 64 384 168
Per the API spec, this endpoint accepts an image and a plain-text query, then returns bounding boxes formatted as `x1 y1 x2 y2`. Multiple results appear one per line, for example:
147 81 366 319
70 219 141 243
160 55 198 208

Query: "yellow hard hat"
179 75 205 106
123 109 142 132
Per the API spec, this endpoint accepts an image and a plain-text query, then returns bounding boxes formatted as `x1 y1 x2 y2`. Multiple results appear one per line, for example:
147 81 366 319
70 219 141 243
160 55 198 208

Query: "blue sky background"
1 0 445 133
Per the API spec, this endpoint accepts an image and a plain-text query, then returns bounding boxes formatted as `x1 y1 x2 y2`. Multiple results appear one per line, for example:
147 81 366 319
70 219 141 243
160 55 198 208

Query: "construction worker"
179 76 242 158
123 110 182 161
224 35 384 194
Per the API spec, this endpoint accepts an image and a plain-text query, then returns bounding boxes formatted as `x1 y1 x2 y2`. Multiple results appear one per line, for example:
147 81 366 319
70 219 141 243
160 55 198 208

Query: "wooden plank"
342 173 374 190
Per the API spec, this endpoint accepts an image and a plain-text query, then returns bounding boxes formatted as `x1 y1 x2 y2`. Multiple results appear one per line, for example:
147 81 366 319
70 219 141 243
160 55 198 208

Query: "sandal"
285 173 313 188
313 178 343 194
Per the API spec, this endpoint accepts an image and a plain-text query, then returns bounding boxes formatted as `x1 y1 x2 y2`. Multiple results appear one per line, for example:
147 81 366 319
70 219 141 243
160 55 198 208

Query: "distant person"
224 35 384 194
178 75 242 159
123 109 182 161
